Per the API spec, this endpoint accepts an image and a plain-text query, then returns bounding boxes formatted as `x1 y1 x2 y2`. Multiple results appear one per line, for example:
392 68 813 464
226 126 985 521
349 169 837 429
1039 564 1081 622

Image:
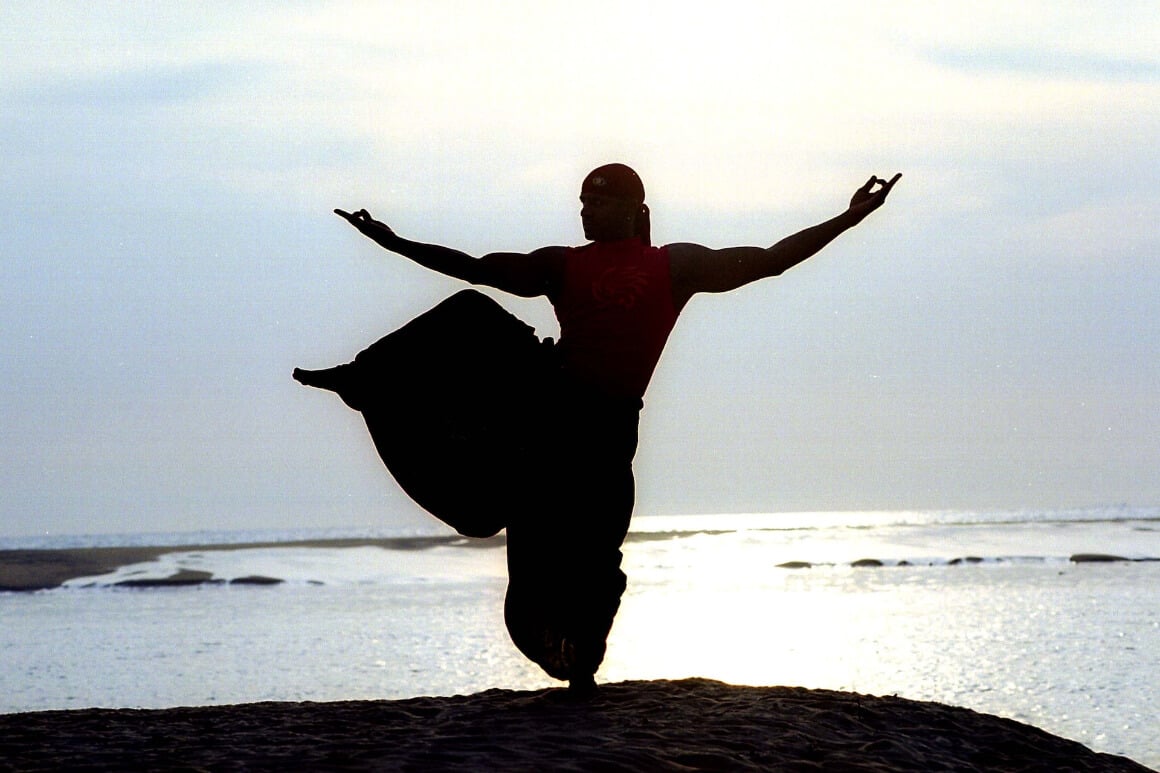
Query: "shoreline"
0 679 1149 771
2 535 1153 593
0 536 503 592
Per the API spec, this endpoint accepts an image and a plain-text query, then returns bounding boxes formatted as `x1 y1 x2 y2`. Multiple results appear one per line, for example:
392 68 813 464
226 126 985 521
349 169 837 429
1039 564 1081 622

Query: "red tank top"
550 239 679 399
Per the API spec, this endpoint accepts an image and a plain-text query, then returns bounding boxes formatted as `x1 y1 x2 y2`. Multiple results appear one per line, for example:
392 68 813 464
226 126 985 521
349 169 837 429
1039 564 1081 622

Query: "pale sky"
3 2 1158 538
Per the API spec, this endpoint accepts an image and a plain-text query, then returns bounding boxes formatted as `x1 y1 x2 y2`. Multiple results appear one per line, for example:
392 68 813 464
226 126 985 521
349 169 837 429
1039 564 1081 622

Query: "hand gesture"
334 208 396 240
848 173 902 219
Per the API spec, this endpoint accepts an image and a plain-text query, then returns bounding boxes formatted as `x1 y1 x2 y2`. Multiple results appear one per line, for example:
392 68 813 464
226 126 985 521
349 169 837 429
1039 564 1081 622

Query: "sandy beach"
0 678 1150 772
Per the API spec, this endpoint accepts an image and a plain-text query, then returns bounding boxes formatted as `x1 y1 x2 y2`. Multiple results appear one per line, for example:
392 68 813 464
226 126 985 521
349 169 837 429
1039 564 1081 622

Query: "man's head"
582 163 645 203
580 163 650 244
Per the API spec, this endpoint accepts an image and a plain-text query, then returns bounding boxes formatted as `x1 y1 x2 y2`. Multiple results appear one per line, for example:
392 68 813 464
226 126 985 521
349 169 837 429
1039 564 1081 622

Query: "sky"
2 1 1158 538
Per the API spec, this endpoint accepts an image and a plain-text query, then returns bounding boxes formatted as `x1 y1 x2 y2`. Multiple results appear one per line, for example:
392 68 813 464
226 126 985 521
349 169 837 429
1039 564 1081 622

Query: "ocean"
2 507 1158 768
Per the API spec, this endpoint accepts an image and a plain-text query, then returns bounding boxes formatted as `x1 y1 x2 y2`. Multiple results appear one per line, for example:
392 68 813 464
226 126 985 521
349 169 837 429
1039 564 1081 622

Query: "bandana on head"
581 163 645 203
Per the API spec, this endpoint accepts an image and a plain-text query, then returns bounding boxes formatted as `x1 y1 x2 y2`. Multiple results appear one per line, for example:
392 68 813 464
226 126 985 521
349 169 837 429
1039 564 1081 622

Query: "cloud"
923 47 1160 82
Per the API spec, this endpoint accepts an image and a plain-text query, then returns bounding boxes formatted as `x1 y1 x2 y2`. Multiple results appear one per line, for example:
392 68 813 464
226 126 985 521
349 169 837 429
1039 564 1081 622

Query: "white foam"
62 544 507 588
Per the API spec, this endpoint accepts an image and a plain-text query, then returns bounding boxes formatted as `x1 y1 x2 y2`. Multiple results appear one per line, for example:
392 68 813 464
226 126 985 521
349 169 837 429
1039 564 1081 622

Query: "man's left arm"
669 174 900 307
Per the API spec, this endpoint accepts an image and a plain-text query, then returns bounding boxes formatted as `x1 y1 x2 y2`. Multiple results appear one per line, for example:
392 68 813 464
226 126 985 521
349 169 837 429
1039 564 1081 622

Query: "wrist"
840 206 868 227
367 223 400 245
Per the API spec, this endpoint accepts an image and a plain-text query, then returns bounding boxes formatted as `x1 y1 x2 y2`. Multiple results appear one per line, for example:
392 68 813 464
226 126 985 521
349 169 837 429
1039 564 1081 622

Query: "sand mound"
0 679 1149 772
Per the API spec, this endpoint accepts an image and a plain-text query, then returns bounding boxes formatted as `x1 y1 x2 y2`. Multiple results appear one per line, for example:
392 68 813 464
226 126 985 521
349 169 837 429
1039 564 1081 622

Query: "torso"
548 239 680 400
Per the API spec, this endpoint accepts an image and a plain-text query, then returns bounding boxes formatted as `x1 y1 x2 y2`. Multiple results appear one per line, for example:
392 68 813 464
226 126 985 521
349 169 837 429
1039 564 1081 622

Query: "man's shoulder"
664 242 714 262
526 245 571 264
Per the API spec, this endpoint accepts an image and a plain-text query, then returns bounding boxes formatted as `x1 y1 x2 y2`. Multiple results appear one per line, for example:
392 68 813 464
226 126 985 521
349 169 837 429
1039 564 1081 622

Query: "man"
319 164 900 693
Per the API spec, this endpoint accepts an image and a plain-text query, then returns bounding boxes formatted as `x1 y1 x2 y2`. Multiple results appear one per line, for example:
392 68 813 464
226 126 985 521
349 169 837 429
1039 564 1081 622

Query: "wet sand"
0 678 1149 771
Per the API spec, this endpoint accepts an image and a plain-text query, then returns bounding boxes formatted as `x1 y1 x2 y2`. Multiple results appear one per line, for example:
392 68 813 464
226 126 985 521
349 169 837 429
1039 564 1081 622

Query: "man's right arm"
666 174 900 308
335 208 562 298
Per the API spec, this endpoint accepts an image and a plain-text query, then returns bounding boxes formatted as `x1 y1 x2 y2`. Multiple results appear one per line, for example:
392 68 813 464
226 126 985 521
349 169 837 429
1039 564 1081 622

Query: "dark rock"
229 575 284 586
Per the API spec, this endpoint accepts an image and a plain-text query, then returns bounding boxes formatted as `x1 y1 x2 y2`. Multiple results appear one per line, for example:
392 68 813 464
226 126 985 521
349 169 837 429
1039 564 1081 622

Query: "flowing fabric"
299 290 551 538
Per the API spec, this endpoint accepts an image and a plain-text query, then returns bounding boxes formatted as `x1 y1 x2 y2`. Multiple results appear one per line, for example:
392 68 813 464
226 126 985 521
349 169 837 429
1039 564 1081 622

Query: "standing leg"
502 392 639 693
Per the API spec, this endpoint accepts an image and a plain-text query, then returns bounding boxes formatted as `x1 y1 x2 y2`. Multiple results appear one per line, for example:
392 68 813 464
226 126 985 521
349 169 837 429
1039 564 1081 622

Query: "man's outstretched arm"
668 174 901 307
334 208 562 298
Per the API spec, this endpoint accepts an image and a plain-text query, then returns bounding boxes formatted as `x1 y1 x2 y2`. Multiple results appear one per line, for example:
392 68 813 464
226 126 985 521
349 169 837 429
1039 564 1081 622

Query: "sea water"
2 508 1158 768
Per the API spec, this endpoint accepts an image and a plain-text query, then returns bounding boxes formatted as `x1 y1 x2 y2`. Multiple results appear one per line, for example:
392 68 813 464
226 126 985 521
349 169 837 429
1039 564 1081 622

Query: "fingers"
875 173 901 191
334 208 373 224
850 172 901 213
875 173 902 200
867 172 902 199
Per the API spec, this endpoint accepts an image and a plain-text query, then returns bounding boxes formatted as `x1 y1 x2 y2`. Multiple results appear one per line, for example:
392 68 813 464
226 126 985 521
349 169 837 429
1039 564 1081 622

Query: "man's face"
580 193 638 242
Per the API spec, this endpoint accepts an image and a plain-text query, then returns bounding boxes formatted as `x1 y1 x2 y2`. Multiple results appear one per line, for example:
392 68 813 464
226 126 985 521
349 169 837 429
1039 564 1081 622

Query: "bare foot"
567 674 598 700
292 365 350 391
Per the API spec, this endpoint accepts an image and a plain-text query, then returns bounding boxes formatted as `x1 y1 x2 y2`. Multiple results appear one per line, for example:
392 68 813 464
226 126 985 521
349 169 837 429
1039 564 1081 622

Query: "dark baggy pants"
297 289 639 681
504 382 640 681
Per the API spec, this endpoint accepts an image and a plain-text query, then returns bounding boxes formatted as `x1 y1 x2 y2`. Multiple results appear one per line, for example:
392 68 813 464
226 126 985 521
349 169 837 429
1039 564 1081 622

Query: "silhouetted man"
301 164 900 694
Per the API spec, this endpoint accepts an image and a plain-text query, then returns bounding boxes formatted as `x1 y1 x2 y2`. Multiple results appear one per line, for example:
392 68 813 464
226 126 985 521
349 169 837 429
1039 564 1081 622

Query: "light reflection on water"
604 555 1159 767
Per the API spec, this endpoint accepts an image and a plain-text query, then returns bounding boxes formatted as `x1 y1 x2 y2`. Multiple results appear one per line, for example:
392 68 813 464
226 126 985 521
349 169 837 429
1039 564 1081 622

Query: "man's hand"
847 173 902 219
334 208 397 240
